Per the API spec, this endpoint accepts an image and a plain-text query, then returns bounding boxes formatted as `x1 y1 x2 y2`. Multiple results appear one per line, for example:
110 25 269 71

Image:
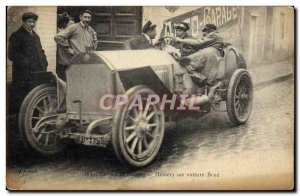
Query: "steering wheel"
159 36 181 60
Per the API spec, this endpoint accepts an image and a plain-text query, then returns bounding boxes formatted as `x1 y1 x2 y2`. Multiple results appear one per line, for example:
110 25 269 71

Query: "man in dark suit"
8 12 48 113
124 20 157 50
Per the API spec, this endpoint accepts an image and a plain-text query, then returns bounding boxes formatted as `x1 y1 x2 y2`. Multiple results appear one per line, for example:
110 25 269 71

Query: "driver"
170 22 196 56
156 22 197 57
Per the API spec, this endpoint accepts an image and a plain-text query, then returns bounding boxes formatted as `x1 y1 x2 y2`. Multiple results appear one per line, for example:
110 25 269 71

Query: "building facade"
6 6 294 82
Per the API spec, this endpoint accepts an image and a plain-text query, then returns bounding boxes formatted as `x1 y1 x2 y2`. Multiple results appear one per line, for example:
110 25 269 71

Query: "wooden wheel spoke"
133 107 139 118
130 137 139 153
32 116 42 120
236 86 241 94
143 137 149 149
36 134 43 141
235 100 240 107
142 106 148 117
148 123 157 127
142 104 153 118
238 104 243 114
48 96 55 112
125 131 137 143
236 103 241 112
128 114 136 122
43 98 48 110
45 133 50 146
137 108 142 118
35 106 44 115
125 125 136 131
45 129 57 134
145 132 154 139
138 139 142 157
36 127 46 141
47 95 52 105
146 111 156 121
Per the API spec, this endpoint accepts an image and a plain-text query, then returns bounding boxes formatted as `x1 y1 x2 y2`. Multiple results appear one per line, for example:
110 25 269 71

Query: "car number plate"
74 134 107 147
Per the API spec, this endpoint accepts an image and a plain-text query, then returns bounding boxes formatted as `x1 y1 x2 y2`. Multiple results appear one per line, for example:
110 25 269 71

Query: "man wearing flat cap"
54 9 98 65
8 12 48 113
174 23 226 56
175 23 227 94
124 20 157 50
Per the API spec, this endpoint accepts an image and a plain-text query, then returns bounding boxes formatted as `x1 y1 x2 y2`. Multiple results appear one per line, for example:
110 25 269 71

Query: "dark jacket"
123 34 153 50
193 32 226 56
8 27 48 85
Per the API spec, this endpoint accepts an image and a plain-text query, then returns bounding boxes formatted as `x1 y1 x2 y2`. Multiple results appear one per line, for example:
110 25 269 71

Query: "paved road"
6 79 294 190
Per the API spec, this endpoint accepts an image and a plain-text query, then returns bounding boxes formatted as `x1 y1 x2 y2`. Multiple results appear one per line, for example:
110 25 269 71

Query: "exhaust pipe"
181 95 209 108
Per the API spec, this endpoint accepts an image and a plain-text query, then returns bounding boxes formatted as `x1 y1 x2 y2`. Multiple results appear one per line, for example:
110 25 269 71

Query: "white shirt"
23 26 33 35
142 33 152 45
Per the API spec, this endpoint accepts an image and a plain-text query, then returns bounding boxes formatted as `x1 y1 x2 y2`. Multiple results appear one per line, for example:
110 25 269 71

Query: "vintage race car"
18 46 253 168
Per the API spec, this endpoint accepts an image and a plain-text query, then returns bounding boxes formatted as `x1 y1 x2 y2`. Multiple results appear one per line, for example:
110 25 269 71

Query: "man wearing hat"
124 20 157 50
54 9 98 64
172 23 224 54
56 12 75 80
8 12 48 113
175 24 227 93
171 22 196 56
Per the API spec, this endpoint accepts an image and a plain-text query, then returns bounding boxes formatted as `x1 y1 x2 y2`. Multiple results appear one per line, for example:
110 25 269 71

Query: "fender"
225 46 247 69
30 71 66 111
30 71 57 86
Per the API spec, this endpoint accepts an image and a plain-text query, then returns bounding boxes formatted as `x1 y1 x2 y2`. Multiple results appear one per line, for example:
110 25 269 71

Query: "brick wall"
6 6 57 82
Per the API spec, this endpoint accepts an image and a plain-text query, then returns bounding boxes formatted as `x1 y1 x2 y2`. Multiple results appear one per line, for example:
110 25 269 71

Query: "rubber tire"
18 84 65 156
226 69 253 125
111 85 165 168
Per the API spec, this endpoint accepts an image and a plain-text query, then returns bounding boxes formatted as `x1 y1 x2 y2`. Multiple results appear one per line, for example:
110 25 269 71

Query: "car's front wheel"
112 85 165 168
18 84 65 155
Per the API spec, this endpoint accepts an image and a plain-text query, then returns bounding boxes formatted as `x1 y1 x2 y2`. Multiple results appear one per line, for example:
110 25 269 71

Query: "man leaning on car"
123 20 157 50
54 9 98 65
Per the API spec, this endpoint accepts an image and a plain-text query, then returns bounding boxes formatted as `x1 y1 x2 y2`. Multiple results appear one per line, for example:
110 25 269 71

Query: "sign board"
163 6 241 37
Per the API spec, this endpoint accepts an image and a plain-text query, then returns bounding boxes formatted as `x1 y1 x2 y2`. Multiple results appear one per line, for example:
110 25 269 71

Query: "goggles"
174 23 188 30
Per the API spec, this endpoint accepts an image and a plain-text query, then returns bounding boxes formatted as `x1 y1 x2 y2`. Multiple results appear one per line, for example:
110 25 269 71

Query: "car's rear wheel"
18 84 65 155
112 85 165 168
226 69 253 125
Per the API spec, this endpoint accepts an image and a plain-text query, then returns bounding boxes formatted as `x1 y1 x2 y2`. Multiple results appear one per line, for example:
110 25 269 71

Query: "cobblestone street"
6 78 294 190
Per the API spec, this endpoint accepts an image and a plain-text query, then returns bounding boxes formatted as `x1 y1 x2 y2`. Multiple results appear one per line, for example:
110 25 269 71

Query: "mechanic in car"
124 20 157 50
171 24 227 93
